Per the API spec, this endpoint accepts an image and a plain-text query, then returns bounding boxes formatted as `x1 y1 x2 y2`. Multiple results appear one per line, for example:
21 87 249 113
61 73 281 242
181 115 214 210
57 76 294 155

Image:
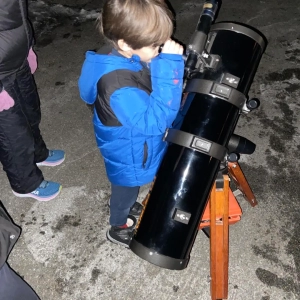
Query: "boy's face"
130 45 160 63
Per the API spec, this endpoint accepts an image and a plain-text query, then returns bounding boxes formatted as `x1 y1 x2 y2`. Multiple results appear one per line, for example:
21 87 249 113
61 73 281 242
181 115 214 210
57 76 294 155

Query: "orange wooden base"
199 162 256 300
208 175 230 300
199 187 242 229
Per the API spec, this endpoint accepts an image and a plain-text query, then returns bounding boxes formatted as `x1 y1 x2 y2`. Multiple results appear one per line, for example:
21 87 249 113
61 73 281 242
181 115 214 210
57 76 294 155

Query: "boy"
78 0 184 247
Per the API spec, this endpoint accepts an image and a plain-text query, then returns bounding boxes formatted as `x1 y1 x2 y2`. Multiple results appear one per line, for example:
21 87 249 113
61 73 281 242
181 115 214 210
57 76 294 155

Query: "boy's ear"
117 39 132 51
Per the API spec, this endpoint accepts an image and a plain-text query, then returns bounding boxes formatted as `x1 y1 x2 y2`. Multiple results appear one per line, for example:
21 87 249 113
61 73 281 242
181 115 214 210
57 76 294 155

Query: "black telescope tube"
130 23 266 270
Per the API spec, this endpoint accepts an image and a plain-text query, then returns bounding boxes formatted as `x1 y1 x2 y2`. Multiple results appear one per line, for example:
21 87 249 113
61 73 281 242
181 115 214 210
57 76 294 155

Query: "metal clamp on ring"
185 78 246 110
164 128 226 161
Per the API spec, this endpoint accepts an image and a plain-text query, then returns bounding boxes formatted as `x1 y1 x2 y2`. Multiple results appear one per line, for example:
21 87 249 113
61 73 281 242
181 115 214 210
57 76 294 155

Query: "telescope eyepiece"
227 134 256 155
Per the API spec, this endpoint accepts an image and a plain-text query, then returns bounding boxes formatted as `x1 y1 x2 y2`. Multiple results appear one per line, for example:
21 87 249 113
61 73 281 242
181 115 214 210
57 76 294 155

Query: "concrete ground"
1 0 299 299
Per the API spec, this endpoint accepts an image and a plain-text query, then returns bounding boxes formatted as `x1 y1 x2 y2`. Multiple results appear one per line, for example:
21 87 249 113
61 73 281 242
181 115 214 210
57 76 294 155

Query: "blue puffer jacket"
78 50 184 186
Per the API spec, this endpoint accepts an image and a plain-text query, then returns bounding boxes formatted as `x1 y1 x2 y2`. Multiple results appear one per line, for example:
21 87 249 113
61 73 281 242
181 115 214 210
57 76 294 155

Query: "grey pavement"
1 0 299 299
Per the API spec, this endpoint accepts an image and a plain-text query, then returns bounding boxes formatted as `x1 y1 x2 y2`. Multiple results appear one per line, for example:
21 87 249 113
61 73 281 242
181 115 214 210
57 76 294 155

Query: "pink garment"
0 48 37 112
27 47 37 74
0 90 15 111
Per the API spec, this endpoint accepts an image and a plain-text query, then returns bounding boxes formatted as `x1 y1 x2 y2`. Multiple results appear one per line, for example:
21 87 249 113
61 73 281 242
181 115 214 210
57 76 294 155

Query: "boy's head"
99 0 174 62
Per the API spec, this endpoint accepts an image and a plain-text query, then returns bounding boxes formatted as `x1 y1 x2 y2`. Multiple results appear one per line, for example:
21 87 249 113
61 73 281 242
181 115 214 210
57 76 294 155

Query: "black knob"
227 152 239 162
246 98 260 110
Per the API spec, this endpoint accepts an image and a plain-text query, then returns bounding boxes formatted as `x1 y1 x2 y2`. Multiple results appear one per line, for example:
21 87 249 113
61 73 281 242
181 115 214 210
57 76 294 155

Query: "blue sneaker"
12 180 62 201
37 150 65 167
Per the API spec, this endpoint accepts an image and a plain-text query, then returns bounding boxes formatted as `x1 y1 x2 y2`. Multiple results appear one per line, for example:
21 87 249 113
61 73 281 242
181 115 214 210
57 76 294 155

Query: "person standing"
79 0 184 247
0 201 40 299
0 0 65 201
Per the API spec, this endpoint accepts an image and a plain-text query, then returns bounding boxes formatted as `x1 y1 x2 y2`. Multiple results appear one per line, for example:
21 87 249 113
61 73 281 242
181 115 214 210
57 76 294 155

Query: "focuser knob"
246 98 260 110
227 152 240 162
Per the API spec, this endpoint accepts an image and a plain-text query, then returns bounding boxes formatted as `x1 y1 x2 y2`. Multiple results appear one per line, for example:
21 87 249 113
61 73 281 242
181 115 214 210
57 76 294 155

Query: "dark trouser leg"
0 63 47 193
109 184 140 226
4 62 48 162
0 263 40 300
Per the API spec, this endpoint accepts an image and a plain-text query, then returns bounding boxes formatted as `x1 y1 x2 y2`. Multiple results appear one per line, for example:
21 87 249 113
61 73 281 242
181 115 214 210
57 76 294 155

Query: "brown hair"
98 0 174 50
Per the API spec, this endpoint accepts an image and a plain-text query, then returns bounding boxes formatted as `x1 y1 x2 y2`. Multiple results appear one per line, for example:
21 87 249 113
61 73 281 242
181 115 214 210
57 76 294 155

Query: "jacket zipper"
143 141 148 168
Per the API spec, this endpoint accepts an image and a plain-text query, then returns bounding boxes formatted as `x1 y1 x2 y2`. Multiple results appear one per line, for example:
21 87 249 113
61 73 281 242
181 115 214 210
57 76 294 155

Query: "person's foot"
12 180 62 201
107 200 143 218
37 150 65 167
106 215 137 247
129 201 143 218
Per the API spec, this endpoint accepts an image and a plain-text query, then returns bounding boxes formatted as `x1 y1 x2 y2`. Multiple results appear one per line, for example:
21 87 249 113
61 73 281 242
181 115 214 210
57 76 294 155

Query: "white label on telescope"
172 209 191 224
192 137 212 152
221 73 240 88
213 84 231 97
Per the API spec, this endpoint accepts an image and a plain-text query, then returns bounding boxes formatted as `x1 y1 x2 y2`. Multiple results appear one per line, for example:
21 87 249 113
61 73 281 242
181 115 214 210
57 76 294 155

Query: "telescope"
129 0 267 270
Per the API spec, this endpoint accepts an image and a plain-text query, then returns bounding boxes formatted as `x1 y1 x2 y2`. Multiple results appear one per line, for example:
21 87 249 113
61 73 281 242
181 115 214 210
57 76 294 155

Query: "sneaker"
106 215 137 247
37 150 65 167
129 201 143 218
12 180 62 201
107 200 143 218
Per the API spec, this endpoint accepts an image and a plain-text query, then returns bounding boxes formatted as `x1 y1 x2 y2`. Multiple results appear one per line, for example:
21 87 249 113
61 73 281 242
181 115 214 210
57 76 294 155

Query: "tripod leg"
210 175 229 300
228 162 257 207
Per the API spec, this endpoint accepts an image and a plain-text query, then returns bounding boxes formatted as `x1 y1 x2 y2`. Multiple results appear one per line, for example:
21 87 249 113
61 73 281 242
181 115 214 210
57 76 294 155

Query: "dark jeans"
109 184 140 226
0 62 48 193
0 262 40 300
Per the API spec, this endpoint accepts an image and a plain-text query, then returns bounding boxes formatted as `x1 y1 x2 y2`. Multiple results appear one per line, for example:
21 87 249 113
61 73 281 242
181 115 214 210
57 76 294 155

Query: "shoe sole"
12 186 62 202
106 230 131 248
36 156 65 167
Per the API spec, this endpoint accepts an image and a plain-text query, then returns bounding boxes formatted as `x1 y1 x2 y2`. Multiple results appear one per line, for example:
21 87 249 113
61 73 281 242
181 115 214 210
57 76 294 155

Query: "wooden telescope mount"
199 161 258 300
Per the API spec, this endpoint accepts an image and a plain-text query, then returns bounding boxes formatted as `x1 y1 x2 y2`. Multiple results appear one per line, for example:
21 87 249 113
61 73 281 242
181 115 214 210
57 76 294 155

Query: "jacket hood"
78 51 144 104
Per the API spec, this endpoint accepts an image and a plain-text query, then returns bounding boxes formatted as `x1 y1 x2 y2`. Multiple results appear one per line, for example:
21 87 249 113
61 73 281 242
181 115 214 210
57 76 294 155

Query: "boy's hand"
161 39 183 55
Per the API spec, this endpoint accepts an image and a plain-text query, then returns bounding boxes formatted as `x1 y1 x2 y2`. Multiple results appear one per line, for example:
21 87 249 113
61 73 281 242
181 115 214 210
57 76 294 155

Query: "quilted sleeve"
110 53 184 135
